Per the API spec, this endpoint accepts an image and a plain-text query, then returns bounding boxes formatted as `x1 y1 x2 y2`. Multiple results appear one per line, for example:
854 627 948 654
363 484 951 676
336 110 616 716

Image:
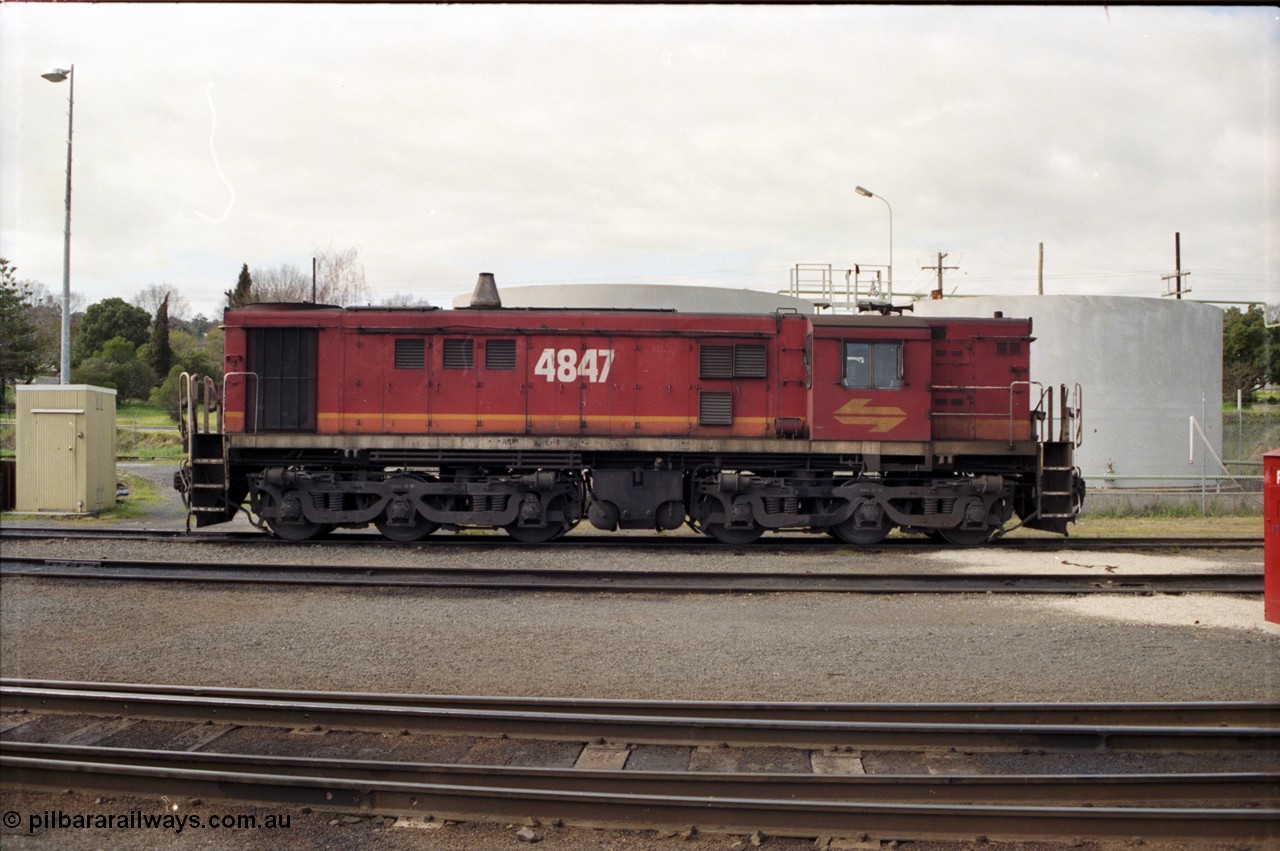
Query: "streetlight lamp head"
855 186 874 198
42 68 70 83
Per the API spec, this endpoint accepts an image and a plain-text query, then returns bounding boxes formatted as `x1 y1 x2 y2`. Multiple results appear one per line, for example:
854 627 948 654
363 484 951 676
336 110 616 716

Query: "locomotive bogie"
248 464 587 542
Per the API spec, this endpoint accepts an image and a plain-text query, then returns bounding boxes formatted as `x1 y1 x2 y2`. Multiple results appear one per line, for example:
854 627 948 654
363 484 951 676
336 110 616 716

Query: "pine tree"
226 263 253 309
0 258 43 391
148 293 173 379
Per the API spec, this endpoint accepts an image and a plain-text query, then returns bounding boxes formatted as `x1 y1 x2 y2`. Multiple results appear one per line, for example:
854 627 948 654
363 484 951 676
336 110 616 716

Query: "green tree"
148 293 173 379
1222 306 1279 404
150 346 223 414
186 313 216 337
0 258 43 389
72 337 157 401
77 297 150 363
226 263 253 309
99 336 138 364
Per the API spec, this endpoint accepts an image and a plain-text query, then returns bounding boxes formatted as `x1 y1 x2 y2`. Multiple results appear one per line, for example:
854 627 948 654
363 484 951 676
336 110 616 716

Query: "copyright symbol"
2 811 20 829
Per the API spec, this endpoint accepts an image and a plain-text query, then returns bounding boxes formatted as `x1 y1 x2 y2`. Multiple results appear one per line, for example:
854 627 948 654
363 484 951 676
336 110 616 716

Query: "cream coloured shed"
15 384 117 513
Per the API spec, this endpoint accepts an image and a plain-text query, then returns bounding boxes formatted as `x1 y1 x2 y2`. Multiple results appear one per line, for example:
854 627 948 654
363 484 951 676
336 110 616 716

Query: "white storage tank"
912 295 1223 490
453 283 816 314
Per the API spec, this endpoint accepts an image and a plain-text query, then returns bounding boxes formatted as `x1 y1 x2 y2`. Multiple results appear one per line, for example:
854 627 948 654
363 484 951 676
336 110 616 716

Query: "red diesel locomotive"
177 275 1084 544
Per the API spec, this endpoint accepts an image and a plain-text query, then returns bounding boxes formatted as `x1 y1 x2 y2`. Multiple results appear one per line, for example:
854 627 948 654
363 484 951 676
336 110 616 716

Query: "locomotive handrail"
201 375 220 435
1073 383 1084 448
178 373 224 438
1059 384 1071 444
222 371 260 435
177 371 194 443
1050 383 1085 449
925 382 1042 448
1009 381 1043 447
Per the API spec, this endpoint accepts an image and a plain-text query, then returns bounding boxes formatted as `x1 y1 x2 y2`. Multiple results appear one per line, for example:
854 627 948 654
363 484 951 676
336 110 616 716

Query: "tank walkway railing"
787 263 893 313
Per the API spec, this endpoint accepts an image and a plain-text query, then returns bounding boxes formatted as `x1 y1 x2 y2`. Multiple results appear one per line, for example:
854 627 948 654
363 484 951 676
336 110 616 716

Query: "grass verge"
0 471 165 525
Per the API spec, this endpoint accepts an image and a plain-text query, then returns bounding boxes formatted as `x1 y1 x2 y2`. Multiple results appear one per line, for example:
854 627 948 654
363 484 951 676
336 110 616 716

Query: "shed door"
33 413 77 510
248 328 318 431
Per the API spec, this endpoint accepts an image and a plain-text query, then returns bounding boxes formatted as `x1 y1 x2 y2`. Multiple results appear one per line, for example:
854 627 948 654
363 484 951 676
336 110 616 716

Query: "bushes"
71 336 158 402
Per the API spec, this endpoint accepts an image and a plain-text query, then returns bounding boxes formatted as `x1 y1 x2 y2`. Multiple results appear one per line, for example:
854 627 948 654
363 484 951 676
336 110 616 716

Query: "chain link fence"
1081 409 1276 517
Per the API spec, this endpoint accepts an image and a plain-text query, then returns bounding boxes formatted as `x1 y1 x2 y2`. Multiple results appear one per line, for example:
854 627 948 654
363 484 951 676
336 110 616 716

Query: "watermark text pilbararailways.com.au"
6 809 293 835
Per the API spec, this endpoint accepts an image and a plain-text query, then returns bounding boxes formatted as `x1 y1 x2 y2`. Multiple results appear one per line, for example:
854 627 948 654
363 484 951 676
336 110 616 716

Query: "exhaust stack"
470 272 502 309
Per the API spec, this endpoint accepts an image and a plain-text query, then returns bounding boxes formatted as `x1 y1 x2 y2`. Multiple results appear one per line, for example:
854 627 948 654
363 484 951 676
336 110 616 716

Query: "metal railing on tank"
788 263 894 313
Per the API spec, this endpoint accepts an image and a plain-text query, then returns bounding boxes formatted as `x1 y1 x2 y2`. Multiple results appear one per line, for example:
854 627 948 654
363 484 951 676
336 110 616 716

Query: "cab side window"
843 342 901 389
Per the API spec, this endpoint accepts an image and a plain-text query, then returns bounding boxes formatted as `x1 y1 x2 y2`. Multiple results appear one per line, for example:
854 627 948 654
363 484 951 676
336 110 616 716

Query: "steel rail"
8 680 1277 727
2 752 1275 841
3 684 1275 753
0 526 1262 551
5 742 1277 806
0 557 1262 595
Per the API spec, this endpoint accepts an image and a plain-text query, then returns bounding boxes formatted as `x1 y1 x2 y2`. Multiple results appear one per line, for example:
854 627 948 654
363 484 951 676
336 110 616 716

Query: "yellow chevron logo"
833 398 907 433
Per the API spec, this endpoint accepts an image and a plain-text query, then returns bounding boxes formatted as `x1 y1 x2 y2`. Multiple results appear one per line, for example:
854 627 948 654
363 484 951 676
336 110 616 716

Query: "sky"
2 4 1276 320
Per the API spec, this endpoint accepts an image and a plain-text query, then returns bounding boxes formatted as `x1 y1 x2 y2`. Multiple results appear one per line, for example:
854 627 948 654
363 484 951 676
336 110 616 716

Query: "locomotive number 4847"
533 348 616 383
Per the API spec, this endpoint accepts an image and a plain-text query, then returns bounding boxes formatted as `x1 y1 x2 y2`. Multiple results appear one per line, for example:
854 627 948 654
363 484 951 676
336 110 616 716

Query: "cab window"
843 342 901 389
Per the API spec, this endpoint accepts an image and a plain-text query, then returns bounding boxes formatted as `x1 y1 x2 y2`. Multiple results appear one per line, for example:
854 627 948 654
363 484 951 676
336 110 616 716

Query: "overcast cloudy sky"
2 4 1276 318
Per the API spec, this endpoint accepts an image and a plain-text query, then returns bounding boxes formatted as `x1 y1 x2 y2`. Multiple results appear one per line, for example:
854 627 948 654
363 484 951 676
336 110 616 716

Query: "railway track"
3 682 1277 842
0 525 1262 551
0 555 1263 594
6 680 1279 728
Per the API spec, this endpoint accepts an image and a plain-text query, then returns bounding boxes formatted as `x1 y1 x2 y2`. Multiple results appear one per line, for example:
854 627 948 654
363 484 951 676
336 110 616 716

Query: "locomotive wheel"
830 498 891 546
375 514 439 542
938 525 995 546
692 494 764 545
703 522 764 545
261 491 331 542
831 520 890 546
265 516 329 541
504 496 577 543
830 514 891 546
504 519 573 543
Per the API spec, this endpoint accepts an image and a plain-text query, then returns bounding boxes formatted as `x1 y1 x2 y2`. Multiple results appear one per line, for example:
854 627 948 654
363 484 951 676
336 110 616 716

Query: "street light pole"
42 65 74 384
854 185 892 295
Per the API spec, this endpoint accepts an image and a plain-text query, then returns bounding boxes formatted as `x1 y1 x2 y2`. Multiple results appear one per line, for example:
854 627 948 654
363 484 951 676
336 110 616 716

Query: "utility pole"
1038 242 1044 295
1161 232 1191 299
923 252 958 299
